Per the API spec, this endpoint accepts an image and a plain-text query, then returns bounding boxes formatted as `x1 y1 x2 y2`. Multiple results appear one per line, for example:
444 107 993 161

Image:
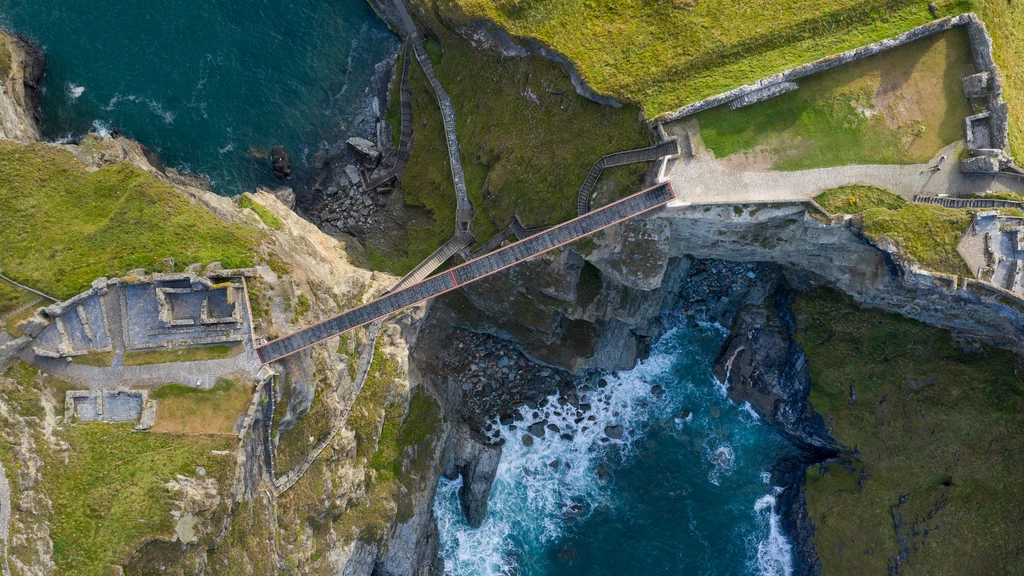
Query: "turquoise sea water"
0 0 398 194
436 320 798 576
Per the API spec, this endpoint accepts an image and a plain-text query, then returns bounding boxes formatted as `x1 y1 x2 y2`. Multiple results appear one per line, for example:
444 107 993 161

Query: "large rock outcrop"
0 31 44 142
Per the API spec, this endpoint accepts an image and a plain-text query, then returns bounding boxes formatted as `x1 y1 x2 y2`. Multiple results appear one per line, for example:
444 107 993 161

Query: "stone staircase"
362 41 414 190
913 195 1023 211
390 233 475 293
273 319 383 495
468 216 549 260
411 38 472 214
577 139 680 215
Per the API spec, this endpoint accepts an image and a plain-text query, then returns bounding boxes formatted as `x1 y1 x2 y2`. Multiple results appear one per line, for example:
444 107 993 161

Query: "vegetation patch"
347 348 403 460
368 30 649 274
973 0 1023 158
0 34 11 78
793 290 1024 574
860 202 971 276
0 362 233 576
814 185 906 214
150 377 253 435
122 344 237 366
0 140 259 299
696 28 972 170
274 372 333 474
238 193 284 230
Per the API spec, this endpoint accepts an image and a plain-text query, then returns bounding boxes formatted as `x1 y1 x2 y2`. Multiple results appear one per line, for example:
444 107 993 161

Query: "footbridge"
577 139 680 216
255 183 675 364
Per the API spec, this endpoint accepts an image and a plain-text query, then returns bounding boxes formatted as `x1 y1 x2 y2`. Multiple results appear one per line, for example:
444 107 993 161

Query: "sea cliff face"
0 31 44 142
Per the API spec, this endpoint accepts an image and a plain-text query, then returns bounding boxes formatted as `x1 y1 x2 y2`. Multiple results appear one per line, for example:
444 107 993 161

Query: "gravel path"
664 137 1024 205
22 348 262 389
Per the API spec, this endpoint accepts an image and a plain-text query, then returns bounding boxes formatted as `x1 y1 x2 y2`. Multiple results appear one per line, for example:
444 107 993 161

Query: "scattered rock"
651 385 665 395
528 422 547 438
549 460 559 469
270 145 291 179
311 148 328 170
522 435 534 447
344 164 361 185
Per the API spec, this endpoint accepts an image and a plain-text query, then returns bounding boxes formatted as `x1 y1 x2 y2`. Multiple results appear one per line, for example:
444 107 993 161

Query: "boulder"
311 149 328 170
604 424 624 439
346 136 381 166
528 422 547 437
344 164 361 186
264 186 295 210
270 145 291 179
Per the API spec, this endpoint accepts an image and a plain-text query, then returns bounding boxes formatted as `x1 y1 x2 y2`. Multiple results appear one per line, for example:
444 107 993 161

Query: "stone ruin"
65 388 155 430
957 211 1024 292
28 264 255 360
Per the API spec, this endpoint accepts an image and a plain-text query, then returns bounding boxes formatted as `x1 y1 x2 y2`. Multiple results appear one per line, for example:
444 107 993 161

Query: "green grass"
0 34 11 79
238 193 284 230
0 362 233 576
434 0 975 118
696 28 973 170
274 371 333 474
71 351 115 367
0 140 259 299
0 279 34 318
793 290 1024 575
814 185 907 214
860 203 971 276
121 344 235 366
150 377 253 435
368 31 650 274
348 347 403 460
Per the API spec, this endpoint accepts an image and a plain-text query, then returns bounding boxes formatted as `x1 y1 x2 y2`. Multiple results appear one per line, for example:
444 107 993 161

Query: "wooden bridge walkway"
255 183 675 364
577 139 680 216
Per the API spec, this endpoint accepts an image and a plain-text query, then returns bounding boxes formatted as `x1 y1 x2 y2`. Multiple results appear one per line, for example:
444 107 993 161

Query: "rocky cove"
2 4 1024 574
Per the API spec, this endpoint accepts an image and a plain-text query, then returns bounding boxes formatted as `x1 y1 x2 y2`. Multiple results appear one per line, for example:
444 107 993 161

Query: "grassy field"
150 377 253 435
0 140 259 299
368 31 650 274
793 290 1024 575
122 344 237 366
696 28 973 170
0 362 233 575
434 0 974 117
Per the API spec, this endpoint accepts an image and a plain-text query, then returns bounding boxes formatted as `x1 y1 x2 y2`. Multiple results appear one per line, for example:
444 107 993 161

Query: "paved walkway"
663 137 1024 205
22 348 262 389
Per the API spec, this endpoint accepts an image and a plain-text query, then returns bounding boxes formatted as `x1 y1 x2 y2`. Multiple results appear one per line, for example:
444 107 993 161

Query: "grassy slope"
0 362 233 575
696 28 973 169
370 32 650 274
0 141 258 299
793 291 1024 575
121 345 236 366
814 185 907 214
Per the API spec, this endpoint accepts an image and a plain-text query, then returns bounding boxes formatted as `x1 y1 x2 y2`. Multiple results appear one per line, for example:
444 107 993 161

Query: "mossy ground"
0 362 234 576
0 34 11 78
793 290 1024 575
0 279 35 318
696 28 973 170
0 140 259 299
369 30 650 274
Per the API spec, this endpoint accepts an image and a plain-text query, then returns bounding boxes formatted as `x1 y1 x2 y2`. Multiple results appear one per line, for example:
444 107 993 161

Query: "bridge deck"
255 183 675 364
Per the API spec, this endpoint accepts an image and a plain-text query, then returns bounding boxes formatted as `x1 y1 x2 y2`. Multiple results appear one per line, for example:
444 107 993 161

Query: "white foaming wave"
751 490 793 576
66 83 85 100
91 120 112 137
435 339 687 574
106 93 176 124
218 143 235 154
740 401 762 423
